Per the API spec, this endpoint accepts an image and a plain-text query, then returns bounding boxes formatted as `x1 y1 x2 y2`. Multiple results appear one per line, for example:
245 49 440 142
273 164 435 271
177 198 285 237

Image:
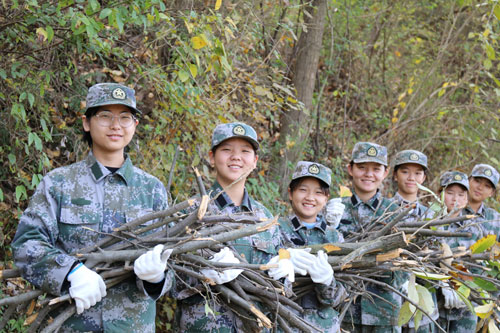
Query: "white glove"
442 287 466 309
288 248 316 276
308 250 334 285
67 264 107 314
267 254 295 283
134 244 172 283
325 198 345 228
401 280 409 295
200 247 243 284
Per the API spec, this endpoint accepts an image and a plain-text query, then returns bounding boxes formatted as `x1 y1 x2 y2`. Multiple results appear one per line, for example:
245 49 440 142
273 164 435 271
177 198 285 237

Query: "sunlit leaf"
408 274 418 313
189 64 198 78
413 271 450 281
397 301 413 326
215 0 222 11
473 277 498 292
339 185 352 198
471 235 496 254
192 36 208 49
489 318 500 333
36 27 48 42
475 302 494 319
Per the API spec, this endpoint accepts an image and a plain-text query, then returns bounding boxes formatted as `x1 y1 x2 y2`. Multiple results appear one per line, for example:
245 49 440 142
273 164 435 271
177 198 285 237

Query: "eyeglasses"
94 111 137 127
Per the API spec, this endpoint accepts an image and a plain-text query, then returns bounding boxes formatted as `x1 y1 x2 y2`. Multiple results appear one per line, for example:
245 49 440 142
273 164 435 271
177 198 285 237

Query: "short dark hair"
82 107 100 147
211 140 258 154
289 177 329 196
393 164 427 180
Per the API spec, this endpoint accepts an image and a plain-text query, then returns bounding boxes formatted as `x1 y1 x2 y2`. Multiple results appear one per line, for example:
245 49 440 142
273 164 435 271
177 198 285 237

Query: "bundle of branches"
2 191 499 332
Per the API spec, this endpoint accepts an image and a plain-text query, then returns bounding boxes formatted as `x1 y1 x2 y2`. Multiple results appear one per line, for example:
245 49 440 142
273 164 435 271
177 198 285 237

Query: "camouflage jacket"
277 214 346 333
173 181 279 333
390 192 434 222
12 153 173 332
464 203 500 241
338 191 406 327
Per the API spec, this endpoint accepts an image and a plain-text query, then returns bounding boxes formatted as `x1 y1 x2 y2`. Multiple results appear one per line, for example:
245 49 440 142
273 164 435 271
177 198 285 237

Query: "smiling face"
288 177 329 223
394 163 426 200
443 184 468 212
468 177 495 204
348 162 389 200
209 137 258 187
82 104 138 160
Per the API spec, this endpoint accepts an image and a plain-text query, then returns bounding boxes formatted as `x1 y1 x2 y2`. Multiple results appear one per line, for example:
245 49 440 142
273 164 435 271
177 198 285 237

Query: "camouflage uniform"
436 171 477 333
468 164 500 240
391 150 437 333
274 161 346 333
173 122 279 332
338 142 404 333
12 153 173 332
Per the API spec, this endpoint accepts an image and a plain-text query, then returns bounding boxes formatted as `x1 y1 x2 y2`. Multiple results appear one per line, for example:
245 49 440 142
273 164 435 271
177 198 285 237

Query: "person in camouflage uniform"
12 83 174 332
437 171 478 333
391 150 438 333
269 161 347 332
465 164 500 240
335 142 405 333
172 122 280 333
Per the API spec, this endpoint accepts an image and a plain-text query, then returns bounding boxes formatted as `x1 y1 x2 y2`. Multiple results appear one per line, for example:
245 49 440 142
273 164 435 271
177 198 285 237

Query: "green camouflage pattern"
173 181 278 333
393 150 428 170
85 82 141 114
439 171 469 190
390 192 434 222
470 163 500 189
211 122 259 150
291 161 332 187
337 191 406 328
276 214 345 332
12 153 172 332
351 142 388 166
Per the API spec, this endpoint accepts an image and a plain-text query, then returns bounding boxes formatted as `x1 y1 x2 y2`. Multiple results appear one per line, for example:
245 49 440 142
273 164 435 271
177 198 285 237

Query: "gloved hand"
67 264 107 314
308 250 334 285
401 280 409 295
288 248 316 275
442 287 466 309
267 249 295 282
200 247 243 284
134 244 172 283
325 198 345 228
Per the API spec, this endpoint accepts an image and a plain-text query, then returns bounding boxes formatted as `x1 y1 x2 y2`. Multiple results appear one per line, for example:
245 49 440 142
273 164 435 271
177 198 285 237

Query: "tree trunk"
272 0 328 198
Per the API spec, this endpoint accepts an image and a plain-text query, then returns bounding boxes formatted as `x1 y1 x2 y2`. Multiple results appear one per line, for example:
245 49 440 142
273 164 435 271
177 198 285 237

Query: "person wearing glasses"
12 83 173 331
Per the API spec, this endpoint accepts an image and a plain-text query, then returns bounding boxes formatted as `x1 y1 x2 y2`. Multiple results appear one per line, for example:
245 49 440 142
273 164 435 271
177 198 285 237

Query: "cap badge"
308 164 320 175
233 125 246 136
454 174 462 181
409 153 419 161
112 88 126 100
367 147 377 157
485 169 492 177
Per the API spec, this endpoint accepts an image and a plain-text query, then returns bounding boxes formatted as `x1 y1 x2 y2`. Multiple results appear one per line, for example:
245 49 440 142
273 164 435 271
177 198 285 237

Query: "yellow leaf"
191 36 207 49
395 50 401 57
23 313 38 326
442 82 449 88
408 88 413 95
215 0 222 11
339 185 352 198
36 27 48 41
398 92 406 101
475 302 494 319
412 271 451 281
183 20 193 33
392 117 398 124
470 235 497 254
254 85 270 96
399 101 406 108
189 64 198 78
415 59 422 64
393 108 399 116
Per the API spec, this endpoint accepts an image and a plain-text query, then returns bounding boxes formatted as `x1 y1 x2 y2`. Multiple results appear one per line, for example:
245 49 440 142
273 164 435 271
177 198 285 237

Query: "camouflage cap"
351 142 388 166
211 122 259 150
85 83 141 114
439 171 469 190
393 150 428 170
291 161 332 187
470 163 499 189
